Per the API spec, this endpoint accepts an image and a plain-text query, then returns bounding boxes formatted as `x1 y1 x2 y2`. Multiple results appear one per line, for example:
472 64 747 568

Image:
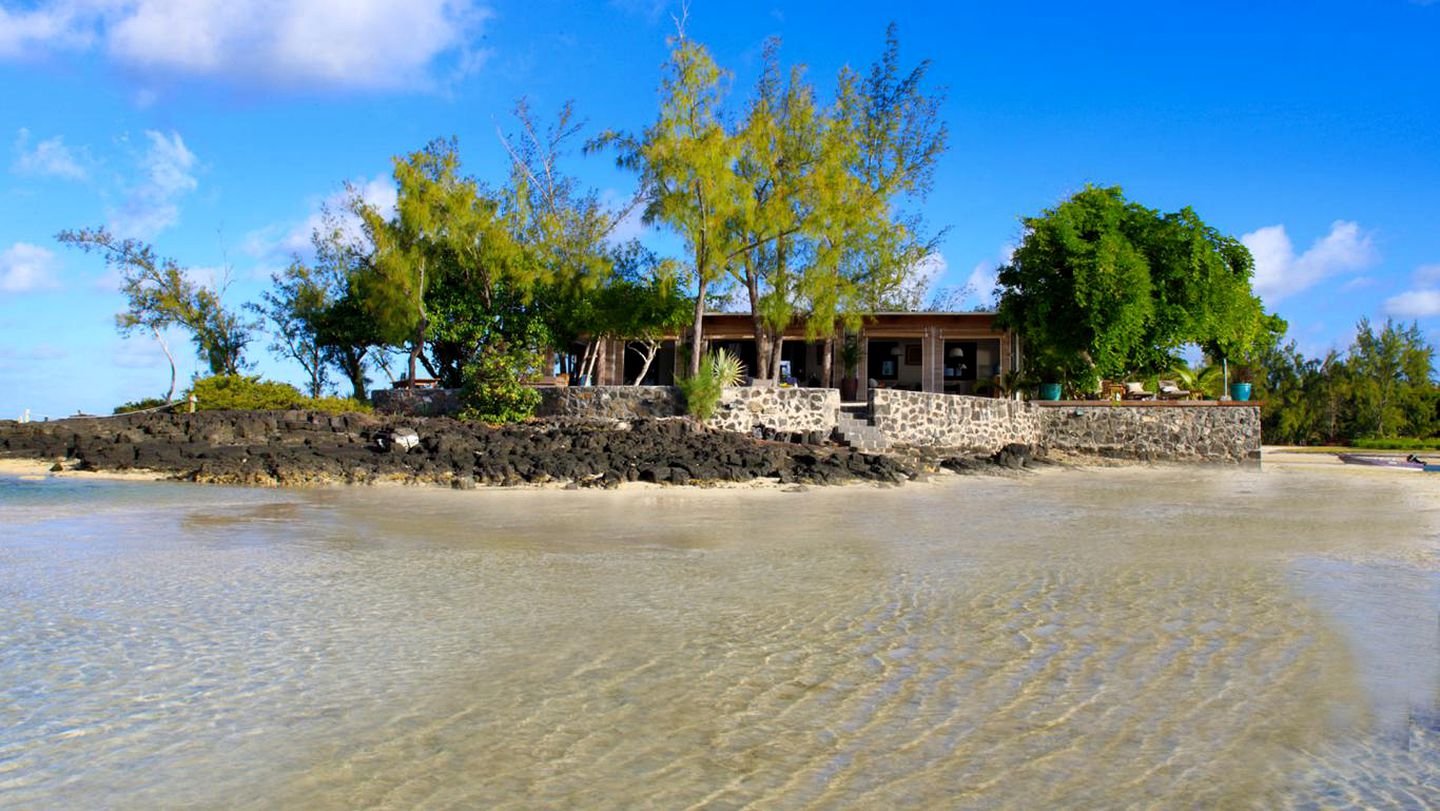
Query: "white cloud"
0 3 92 58
1382 261 1440 319
1384 290 1440 318
954 243 1013 311
108 129 198 238
12 128 89 180
0 243 62 293
0 0 491 92
244 174 397 262
1242 220 1378 303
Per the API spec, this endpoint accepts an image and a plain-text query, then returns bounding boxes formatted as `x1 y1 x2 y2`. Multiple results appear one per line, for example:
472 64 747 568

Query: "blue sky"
1 0 1437 418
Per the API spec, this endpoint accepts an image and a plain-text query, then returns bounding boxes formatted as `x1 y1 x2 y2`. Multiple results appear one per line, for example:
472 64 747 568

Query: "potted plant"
1027 354 1065 401
839 334 862 402
1229 365 1253 402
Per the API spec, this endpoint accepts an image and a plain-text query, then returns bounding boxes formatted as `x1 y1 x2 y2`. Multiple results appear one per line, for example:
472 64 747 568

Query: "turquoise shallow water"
0 467 1436 809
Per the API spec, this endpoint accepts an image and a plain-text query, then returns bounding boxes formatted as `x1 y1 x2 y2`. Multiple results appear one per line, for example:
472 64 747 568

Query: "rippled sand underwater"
1 465 1436 809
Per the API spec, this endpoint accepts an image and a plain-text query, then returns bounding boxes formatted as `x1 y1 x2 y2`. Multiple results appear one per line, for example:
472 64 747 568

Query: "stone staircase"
834 403 891 452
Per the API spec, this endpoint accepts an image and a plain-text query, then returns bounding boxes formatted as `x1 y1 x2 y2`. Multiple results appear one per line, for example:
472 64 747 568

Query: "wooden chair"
1099 380 1126 401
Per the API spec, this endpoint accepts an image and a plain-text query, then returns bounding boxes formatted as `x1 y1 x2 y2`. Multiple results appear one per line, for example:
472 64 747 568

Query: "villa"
580 311 1021 399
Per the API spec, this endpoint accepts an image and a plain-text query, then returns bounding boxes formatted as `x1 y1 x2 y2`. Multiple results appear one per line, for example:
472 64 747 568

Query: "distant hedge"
1349 437 1440 451
184 375 372 414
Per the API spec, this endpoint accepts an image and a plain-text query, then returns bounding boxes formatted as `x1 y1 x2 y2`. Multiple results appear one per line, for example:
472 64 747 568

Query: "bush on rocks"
189 375 307 410
186 375 372 414
458 344 542 425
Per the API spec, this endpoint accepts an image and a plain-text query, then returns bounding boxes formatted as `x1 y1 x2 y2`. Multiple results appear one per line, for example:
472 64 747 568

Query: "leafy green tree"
501 99 645 385
801 24 948 385
996 186 1275 392
727 39 818 380
1249 318 1438 445
1349 317 1435 438
57 227 253 401
353 140 455 385
248 260 331 398
187 374 305 410
308 213 382 400
594 35 747 377
354 139 534 389
600 247 693 384
677 349 745 421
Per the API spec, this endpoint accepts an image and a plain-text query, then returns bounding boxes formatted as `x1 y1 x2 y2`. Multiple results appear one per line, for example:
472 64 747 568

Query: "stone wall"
536 386 681 420
372 387 464 417
373 383 1261 463
711 387 840 437
1038 402 1262 464
868 390 1043 452
537 385 839 439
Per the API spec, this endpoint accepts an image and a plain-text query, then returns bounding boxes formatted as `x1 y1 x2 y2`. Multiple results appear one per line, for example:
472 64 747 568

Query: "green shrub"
677 350 742 422
306 396 373 414
188 375 305 410
185 375 374 413
1350 437 1440 451
113 396 171 414
458 344 542 424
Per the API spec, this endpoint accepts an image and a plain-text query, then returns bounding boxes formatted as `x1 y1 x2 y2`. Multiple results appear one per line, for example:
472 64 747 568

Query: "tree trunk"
340 348 368 400
770 336 785 381
689 278 708 378
408 332 423 385
746 267 771 381
820 334 834 389
409 260 429 386
153 326 177 403
630 341 659 385
577 340 598 384
306 346 323 399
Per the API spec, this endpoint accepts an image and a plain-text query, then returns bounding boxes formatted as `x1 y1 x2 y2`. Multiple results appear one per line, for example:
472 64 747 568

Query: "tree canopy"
596 24 947 381
995 186 1279 391
57 227 253 401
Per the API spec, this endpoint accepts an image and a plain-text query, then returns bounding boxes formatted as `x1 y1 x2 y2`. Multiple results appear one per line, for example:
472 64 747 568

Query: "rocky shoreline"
0 411 1043 489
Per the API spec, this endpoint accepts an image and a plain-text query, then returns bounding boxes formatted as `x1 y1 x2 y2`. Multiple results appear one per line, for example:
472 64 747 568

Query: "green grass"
1349 437 1440 451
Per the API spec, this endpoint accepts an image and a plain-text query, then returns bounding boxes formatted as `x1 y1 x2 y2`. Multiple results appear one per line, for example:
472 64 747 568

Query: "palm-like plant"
711 348 746 388
1167 362 1224 399
678 349 747 422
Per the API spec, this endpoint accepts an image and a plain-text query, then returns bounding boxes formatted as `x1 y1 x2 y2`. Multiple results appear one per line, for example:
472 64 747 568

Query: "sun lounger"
1121 381 1154 400
1156 380 1192 400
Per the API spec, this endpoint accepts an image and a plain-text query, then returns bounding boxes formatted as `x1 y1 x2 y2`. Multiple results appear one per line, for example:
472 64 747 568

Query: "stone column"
857 339 870 400
610 338 626 385
923 326 943 393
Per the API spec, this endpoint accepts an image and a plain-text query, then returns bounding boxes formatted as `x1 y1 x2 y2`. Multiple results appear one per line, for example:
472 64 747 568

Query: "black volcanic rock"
0 411 937 488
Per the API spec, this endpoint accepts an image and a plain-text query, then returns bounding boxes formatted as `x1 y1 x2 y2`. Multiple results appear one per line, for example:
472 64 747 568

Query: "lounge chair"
1156 380 1192 400
1121 381 1154 400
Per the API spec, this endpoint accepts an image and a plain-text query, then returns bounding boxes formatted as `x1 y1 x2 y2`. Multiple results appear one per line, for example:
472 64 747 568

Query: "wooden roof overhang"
696 312 1008 340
